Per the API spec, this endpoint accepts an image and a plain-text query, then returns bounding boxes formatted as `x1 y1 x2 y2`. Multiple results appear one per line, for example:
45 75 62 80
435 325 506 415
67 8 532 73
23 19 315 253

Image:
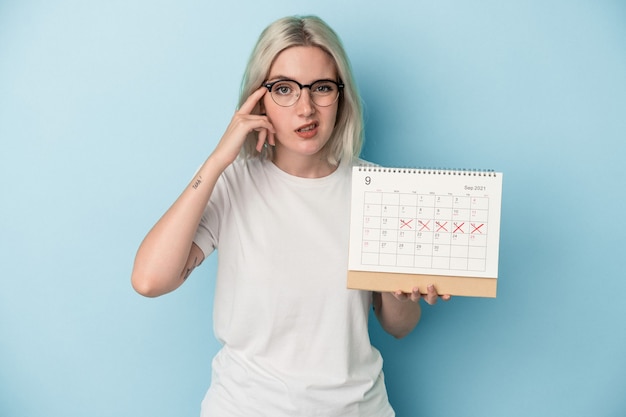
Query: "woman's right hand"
210 87 276 169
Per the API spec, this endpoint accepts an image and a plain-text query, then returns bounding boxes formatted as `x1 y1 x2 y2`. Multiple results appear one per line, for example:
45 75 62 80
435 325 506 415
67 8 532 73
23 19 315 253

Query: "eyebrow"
266 74 337 83
266 74 290 81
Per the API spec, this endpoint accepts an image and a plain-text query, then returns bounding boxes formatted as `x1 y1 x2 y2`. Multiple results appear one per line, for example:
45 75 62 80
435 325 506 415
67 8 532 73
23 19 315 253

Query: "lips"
295 122 319 139
296 122 318 133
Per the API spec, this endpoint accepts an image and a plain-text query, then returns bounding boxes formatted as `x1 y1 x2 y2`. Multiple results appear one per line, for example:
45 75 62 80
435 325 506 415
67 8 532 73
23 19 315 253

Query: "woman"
132 15 448 416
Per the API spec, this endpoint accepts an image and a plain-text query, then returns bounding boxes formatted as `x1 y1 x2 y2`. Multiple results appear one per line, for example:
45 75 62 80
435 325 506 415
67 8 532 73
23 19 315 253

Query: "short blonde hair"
238 15 363 165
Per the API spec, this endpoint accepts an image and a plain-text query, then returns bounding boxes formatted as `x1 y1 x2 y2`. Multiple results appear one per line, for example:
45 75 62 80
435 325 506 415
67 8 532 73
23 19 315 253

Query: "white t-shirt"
194 157 394 417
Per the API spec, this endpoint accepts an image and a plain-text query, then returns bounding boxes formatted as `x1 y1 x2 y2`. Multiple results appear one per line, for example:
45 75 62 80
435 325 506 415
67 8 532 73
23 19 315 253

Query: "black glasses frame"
262 79 344 107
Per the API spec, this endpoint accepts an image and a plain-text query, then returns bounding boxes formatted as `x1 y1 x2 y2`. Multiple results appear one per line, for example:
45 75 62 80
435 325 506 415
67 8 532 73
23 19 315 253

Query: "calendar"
347 166 503 298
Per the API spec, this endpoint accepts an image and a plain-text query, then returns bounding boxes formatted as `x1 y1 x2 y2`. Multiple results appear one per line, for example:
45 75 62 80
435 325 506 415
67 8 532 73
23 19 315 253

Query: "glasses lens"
310 81 340 107
270 80 299 106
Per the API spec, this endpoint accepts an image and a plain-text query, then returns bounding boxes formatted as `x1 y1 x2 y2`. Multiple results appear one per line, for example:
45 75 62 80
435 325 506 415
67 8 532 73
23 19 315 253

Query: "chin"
299 142 329 156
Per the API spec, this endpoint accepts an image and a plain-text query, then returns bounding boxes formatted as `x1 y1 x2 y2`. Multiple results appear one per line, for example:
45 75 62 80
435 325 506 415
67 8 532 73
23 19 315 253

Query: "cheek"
325 106 339 128
262 96 280 119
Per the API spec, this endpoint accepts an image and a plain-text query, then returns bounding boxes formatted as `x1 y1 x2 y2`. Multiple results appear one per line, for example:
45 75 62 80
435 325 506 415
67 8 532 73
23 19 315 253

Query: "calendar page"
347 166 503 297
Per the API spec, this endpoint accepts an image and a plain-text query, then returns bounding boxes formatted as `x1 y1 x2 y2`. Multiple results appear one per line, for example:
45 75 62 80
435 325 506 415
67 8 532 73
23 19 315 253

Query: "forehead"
268 46 337 81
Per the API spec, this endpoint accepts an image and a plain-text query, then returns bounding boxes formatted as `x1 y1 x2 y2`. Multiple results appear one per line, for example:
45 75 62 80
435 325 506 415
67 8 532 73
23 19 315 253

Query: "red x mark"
471 223 485 234
436 221 448 232
453 222 465 233
418 220 430 231
400 219 413 229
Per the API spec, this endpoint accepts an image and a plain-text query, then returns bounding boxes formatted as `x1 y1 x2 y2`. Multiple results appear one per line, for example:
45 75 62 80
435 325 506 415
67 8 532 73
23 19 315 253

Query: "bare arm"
131 87 274 297
373 286 450 339
130 158 223 297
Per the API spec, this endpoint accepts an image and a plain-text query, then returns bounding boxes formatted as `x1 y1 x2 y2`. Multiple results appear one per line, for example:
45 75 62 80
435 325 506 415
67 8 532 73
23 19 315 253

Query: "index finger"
238 87 268 115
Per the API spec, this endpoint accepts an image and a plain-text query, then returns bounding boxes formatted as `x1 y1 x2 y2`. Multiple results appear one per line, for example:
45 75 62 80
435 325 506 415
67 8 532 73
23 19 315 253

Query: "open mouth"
296 122 318 133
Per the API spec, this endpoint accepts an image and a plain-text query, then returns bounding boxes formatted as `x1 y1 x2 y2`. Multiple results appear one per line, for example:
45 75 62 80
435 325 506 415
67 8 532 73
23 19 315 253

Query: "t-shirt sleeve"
193 172 229 258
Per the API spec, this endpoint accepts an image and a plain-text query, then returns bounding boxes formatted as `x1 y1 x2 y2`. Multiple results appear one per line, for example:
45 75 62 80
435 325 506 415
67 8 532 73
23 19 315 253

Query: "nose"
295 88 315 117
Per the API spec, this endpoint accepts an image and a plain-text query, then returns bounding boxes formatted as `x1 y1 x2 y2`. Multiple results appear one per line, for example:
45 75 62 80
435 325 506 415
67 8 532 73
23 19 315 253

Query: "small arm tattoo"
192 176 203 189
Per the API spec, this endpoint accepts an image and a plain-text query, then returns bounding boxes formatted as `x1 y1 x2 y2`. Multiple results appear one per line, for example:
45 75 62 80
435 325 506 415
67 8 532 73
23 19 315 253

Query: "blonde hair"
238 15 363 165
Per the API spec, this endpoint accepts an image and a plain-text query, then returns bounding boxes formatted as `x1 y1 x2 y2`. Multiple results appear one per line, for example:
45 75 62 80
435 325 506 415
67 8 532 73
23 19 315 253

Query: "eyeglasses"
263 79 344 107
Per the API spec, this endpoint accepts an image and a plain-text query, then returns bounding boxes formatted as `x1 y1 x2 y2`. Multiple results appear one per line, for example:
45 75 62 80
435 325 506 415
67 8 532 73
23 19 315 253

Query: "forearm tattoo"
192 175 203 190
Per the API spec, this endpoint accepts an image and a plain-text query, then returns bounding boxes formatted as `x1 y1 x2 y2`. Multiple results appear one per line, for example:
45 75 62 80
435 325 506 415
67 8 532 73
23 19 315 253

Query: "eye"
272 81 296 96
312 81 336 95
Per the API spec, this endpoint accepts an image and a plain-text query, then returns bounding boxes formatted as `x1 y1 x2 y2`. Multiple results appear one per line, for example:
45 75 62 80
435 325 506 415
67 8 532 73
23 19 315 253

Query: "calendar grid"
360 191 490 272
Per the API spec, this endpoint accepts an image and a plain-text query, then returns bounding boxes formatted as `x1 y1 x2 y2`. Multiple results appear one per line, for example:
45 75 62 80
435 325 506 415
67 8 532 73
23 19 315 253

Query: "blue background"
1 1 625 416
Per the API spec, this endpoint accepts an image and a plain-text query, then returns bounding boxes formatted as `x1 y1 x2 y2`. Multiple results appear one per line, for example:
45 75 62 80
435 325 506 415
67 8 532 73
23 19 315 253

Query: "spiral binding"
356 164 497 177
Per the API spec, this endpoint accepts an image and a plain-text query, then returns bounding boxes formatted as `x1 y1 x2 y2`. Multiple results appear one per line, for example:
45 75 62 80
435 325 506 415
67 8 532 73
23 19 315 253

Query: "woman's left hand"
390 285 451 305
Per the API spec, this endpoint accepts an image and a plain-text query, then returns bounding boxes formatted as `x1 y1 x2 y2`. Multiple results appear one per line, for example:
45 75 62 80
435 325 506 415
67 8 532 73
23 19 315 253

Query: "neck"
272 149 337 178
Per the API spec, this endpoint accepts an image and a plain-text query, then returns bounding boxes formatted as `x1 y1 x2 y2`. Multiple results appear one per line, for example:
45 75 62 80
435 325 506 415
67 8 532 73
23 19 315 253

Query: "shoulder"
227 156 262 171
352 158 378 167
221 157 266 180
